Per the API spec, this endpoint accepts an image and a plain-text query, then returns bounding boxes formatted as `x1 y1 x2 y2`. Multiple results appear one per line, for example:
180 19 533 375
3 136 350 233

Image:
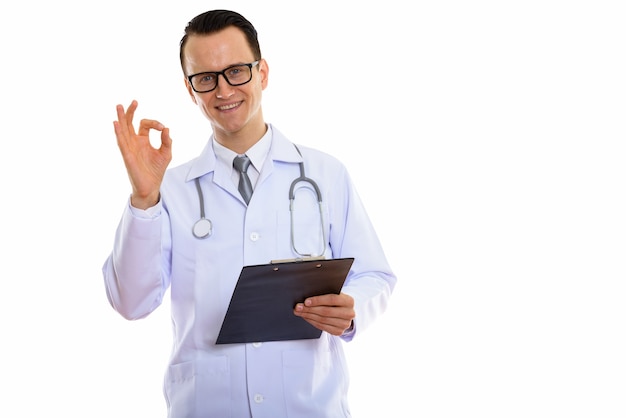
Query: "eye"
226 65 250 81
227 66 245 78
198 73 216 84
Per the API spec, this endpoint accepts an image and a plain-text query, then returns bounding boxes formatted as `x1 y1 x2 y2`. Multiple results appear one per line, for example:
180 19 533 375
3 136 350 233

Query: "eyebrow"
195 61 253 73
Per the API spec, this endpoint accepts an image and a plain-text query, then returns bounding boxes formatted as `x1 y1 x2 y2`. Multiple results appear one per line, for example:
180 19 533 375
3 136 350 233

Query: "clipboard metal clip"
270 256 326 264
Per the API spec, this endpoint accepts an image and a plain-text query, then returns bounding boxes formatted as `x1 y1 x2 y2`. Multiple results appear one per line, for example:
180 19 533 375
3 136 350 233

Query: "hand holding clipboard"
216 258 354 344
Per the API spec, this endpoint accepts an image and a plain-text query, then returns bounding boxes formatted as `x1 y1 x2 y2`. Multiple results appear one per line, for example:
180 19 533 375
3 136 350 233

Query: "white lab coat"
103 124 396 418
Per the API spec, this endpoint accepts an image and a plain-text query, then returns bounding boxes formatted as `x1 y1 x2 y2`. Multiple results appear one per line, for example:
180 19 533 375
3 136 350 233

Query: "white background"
1 1 625 417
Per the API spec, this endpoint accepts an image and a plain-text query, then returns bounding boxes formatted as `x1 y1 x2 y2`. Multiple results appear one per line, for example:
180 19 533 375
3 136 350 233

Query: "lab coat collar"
184 124 303 183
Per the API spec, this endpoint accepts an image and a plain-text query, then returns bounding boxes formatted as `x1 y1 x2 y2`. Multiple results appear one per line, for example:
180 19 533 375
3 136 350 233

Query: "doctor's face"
183 26 268 142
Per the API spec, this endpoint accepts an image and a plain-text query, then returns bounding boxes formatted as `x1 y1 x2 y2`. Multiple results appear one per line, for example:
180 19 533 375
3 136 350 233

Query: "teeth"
219 102 239 110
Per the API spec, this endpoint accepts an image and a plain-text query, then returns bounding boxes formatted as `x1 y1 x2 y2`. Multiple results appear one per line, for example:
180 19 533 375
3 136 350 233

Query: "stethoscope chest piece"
193 218 212 239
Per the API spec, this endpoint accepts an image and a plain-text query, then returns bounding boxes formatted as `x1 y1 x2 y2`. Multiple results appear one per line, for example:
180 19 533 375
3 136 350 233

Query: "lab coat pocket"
164 356 230 417
282 349 349 416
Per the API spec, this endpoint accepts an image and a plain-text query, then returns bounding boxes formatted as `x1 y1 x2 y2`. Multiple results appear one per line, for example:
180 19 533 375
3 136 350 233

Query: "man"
103 9 396 417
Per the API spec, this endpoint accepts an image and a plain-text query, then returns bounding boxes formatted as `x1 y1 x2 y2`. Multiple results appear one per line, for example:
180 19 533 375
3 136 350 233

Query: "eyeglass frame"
186 61 260 93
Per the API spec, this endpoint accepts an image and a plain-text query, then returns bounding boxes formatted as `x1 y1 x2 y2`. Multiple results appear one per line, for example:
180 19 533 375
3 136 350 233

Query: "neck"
213 122 267 155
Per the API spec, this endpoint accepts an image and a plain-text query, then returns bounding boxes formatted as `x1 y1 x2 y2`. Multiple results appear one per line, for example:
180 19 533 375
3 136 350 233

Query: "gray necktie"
233 155 253 204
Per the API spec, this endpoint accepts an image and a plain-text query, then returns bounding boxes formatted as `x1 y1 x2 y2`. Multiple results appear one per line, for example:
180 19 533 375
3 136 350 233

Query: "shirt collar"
212 125 273 174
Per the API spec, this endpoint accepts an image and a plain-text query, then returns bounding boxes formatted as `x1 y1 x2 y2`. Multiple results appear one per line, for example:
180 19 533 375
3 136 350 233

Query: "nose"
215 74 235 98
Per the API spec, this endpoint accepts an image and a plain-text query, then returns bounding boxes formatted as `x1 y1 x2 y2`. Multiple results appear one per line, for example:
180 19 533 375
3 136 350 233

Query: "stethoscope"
192 145 327 259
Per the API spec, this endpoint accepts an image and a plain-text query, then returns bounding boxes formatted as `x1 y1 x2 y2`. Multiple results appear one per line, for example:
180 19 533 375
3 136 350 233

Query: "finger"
295 312 352 336
114 102 136 143
113 116 129 150
124 100 138 127
115 104 128 134
160 127 173 151
304 293 352 308
138 119 165 137
298 304 353 320
295 302 354 321
113 120 122 137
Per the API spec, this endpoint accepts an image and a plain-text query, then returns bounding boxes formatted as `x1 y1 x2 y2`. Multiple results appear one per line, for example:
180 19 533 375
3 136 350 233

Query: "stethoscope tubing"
192 177 212 239
192 144 326 258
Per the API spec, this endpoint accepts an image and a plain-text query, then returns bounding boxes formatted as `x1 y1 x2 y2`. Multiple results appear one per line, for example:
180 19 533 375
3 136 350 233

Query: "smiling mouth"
218 102 241 111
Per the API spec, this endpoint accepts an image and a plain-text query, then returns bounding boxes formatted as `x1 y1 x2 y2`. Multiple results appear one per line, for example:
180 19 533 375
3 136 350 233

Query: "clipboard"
216 257 354 344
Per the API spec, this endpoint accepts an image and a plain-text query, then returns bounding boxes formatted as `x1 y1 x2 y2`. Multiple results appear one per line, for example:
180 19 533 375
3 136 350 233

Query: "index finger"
138 118 165 137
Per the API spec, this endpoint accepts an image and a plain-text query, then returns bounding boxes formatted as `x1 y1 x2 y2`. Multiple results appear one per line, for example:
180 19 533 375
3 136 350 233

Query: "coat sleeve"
102 199 171 320
326 163 397 341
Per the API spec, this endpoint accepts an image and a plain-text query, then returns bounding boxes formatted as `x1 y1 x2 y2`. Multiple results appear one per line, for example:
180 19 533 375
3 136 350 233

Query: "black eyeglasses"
187 61 260 93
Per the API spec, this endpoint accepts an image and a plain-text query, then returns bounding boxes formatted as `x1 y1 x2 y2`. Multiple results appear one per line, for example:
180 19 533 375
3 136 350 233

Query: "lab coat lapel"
256 126 303 189
185 139 239 197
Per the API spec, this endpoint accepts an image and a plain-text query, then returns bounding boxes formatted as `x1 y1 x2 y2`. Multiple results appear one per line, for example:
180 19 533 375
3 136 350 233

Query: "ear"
184 78 198 104
258 59 269 90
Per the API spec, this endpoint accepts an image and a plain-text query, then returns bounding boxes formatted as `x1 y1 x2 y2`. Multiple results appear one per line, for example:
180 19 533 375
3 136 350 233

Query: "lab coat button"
250 232 260 241
254 394 264 403
252 342 262 348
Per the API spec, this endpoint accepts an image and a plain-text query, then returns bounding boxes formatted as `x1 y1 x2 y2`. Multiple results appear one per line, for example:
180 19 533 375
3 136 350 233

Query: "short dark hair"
179 9 262 75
